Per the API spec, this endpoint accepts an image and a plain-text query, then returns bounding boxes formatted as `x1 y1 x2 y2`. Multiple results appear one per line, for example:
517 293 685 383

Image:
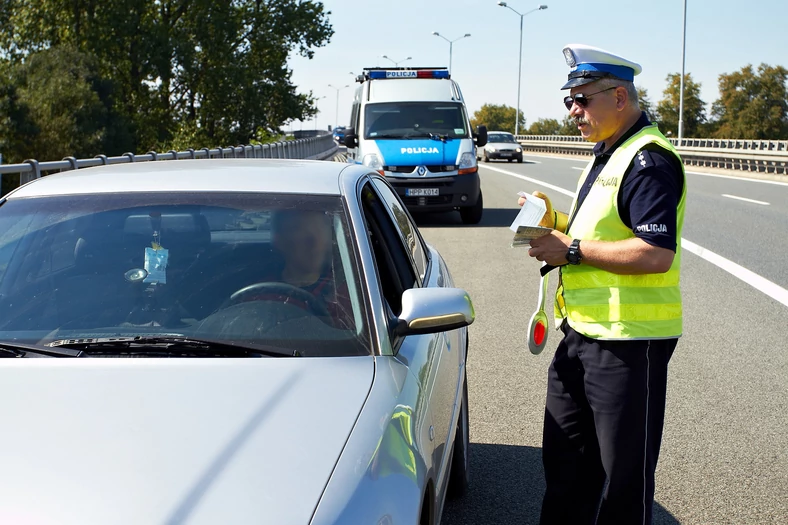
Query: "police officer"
520 44 686 524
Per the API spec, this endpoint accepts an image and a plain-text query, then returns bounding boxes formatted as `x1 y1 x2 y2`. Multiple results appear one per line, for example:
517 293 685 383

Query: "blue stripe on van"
375 139 461 167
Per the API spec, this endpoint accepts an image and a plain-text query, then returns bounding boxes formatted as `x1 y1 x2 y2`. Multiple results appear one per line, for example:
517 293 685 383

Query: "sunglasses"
563 86 617 110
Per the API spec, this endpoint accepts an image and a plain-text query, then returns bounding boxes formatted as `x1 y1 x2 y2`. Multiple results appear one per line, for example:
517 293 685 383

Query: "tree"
711 64 788 139
470 104 525 134
0 0 333 156
525 116 582 136
527 118 561 135
656 73 706 137
637 87 655 122
0 61 38 164
0 47 124 163
558 115 581 135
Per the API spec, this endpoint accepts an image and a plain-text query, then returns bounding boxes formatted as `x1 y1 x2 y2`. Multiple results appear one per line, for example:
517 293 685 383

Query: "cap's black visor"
561 70 616 90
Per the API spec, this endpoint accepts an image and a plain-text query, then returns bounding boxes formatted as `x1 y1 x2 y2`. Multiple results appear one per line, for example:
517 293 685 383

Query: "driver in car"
241 209 354 330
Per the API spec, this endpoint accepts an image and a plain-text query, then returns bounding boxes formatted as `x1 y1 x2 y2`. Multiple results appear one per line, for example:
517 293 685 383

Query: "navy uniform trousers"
540 321 677 525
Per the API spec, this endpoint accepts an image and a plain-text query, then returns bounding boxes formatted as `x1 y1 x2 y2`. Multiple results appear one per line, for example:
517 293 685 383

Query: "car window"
371 178 429 282
360 182 418 316
0 193 370 357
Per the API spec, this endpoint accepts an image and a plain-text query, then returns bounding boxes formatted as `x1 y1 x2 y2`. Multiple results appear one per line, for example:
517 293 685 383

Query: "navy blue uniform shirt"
570 112 684 252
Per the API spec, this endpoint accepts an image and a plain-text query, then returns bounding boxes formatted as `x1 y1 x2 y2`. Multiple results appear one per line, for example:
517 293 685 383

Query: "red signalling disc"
533 320 546 346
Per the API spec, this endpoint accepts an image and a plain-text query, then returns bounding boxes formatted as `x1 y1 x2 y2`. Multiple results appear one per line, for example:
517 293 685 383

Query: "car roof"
6 159 365 199
488 131 514 135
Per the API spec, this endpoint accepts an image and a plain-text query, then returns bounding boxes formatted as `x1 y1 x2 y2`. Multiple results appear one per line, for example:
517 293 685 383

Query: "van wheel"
460 191 483 225
447 375 469 499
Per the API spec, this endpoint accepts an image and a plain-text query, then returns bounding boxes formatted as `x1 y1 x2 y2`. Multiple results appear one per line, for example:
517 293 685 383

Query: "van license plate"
406 188 439 197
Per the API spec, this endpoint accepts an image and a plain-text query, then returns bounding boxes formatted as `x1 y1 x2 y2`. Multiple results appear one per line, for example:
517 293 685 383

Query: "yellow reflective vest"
556 125 686 340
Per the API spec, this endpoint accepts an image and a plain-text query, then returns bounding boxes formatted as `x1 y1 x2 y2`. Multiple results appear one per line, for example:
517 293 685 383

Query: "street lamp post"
678 0 687 141
432 32 471 73
497 2 548 136
381 55 412 67
328 84 349 130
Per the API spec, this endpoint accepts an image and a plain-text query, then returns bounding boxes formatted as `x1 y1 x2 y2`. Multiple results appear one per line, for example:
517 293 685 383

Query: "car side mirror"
344 127 357 149
394 288 475 337
474 125 488 148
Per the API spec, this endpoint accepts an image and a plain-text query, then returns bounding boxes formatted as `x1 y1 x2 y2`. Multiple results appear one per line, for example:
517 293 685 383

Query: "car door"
367 177 461 497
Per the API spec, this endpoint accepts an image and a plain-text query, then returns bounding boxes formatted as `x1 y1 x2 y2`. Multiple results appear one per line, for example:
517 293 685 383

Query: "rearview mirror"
394 288 475 337
344 127 357 149
474 125 488 148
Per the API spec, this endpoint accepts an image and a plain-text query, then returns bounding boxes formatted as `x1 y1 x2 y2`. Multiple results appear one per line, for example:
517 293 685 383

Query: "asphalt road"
412 156 788 524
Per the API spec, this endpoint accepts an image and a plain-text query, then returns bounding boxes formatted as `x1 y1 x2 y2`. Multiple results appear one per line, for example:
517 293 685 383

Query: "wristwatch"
566 239 582 265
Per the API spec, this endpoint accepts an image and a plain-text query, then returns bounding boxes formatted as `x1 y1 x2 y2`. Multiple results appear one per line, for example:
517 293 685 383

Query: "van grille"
384 165 457 174
402 196 453 206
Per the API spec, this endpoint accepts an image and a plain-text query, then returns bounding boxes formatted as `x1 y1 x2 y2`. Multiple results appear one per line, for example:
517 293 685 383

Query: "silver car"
478 131 523 163
0 159 472 525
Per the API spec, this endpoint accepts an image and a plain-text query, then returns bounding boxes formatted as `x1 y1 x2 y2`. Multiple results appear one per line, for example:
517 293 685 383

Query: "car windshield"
488 133 515 143
364 102 469 139
0 193 370 357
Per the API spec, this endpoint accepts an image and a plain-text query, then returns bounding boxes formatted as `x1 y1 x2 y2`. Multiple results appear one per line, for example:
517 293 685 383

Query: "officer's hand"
517 191 555 228
528 230 572 265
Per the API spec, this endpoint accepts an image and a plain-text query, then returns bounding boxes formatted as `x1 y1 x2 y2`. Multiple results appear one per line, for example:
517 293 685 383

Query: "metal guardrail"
0 133 339 190
515 135 788 175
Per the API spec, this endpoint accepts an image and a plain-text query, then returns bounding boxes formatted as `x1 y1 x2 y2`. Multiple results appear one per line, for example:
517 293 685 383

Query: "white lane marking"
481 165 575 197
571 167 584 170
722 194 770 206
522 153 587 163
482 164 788 308
687 170 788 188
680 239 788 308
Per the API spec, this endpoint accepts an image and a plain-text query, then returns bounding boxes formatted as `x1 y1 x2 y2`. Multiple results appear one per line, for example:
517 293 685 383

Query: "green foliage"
0 0 333 160
656 73 706 137
527 118 561 135
637 87 655 122
470 103 525 134
711 64 788 139
16 47 110 161
0 62 37 163
526 116 580 136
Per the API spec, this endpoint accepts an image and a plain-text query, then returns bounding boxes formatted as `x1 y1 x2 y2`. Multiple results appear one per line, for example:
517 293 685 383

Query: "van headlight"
362 154 383 170
516 147 522 153
458 152 477 174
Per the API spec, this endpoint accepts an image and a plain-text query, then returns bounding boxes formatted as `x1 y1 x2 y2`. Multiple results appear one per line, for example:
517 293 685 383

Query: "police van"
344 67 487 224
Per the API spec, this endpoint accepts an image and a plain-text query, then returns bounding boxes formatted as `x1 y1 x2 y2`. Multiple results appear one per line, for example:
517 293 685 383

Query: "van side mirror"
474 125 488 148
344 127 357 149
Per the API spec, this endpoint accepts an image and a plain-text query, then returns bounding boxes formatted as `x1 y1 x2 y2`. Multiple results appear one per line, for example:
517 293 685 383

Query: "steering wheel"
225 282 330 317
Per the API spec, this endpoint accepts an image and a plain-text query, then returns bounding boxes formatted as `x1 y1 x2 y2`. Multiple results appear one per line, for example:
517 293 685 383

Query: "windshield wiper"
46 336 296 357
369 133 417 140
429 133 453 142
0 340 84 358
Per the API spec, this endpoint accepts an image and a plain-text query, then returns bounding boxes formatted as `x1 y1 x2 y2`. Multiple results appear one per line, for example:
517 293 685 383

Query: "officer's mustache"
574 117 590 126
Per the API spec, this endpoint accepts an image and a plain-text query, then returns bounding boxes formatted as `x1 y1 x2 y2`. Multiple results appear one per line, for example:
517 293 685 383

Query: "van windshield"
364 102 469 139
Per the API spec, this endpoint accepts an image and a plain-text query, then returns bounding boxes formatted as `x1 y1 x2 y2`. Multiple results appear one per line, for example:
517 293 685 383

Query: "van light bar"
367 70 450 80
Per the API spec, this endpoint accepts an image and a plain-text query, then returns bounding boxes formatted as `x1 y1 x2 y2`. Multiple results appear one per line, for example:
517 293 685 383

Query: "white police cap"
561 44 642 90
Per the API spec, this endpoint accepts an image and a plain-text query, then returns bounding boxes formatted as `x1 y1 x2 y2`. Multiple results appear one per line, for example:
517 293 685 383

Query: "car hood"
0 356 374 525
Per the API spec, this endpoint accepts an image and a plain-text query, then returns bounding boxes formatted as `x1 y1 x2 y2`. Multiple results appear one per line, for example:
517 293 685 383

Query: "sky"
288 0 788 131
